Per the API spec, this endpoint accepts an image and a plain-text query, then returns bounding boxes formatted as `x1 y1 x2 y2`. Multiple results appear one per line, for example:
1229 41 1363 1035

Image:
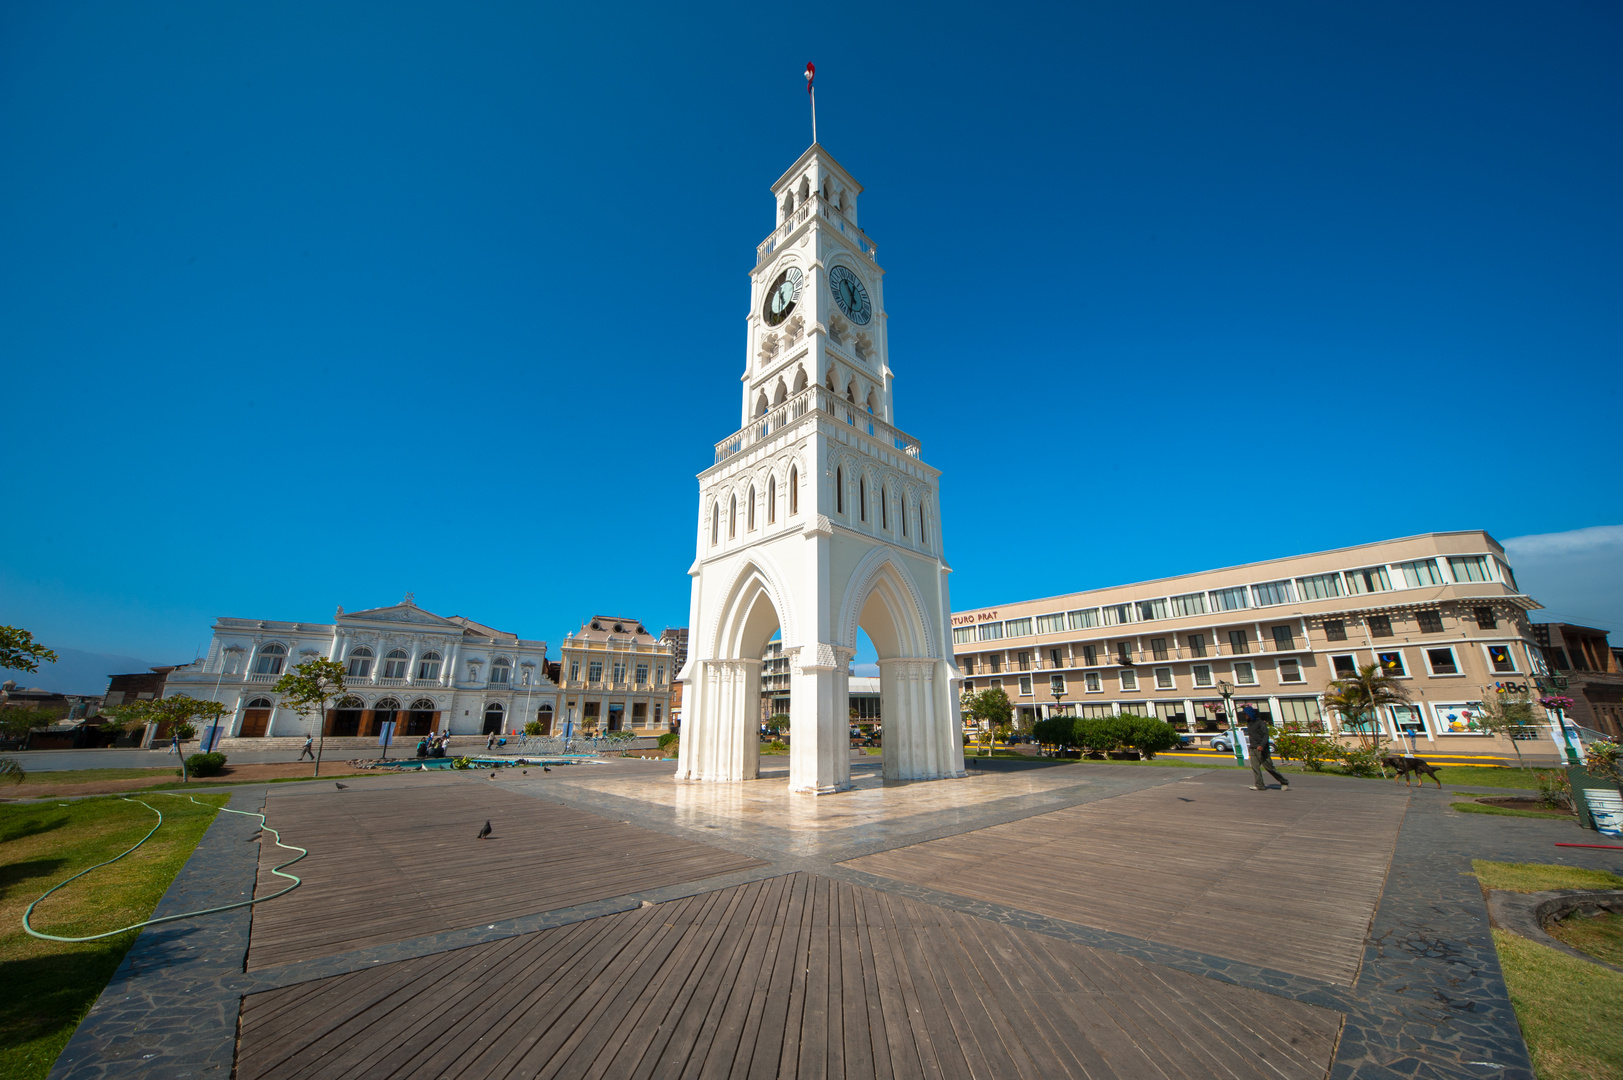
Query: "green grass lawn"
0 793 226 1080
1473 862 1623 1079
1492 928 1623 1080
1452 801 1575 820
10 769 174 785
1547 911 1623 969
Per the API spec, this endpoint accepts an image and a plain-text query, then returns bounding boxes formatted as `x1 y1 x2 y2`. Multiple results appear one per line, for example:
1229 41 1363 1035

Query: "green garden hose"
22 792 305 943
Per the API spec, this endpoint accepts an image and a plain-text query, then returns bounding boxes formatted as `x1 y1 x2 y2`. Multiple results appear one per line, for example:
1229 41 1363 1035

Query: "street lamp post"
1218 680 1245 765
1049 684 1065 756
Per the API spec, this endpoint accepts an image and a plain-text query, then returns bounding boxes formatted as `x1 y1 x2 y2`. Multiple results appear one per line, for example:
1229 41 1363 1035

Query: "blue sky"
3 1 1620 685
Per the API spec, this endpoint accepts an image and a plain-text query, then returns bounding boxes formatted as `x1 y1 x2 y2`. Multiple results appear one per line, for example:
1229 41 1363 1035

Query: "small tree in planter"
962 688 1012 756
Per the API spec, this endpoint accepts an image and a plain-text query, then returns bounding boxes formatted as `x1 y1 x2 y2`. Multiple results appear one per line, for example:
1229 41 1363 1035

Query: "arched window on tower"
773 380 787 406
859 478 867 522
711 502 719 546
729 496 737 538
793 366 808 394
881 486 888 530
920 505 930 548
901 495 909 537
767 476 776 524
789 466 799 514
866 389 878 415
836 467 844 514
747 485 756 531
756 391 769 416
825 368 836 391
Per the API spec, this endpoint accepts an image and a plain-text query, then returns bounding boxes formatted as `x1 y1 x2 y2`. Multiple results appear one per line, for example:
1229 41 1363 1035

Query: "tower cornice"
772 143 864 197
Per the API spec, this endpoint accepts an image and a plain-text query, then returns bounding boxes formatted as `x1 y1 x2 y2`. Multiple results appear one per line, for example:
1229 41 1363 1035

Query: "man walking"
299 733 316 761
1242 703 1289 791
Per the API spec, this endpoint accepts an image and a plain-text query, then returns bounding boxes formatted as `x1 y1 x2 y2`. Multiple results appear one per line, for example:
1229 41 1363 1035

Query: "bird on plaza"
522 770 527 775
478 820 492 840
543 766 551 773
335 782 348 790
489 772 497 780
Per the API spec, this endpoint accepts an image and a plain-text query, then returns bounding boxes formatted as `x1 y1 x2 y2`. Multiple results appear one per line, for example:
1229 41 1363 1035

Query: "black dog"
1383 755 1442 788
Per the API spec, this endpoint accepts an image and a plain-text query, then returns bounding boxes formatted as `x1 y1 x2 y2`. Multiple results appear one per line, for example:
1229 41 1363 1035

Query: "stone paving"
42 758 1623 1079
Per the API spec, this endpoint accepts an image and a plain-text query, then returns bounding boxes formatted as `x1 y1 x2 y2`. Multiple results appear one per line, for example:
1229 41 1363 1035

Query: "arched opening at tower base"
677 556 966 794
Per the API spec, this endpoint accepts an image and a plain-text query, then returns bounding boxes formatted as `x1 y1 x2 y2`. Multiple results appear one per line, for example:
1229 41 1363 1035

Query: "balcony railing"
714 384 922 465
758 194 876 268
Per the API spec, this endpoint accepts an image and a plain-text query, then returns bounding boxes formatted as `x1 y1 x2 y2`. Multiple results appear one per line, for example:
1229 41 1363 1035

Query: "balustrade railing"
757 194 877 267
714 384 922 465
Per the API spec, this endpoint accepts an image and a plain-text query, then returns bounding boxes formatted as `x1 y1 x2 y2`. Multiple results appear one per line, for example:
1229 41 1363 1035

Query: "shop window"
1486 644 1516 673
1377 651 1407 677
1192 664 1213 687
1425 648 1459 676
1324 620 1347 642
1391 705 1425 736
1368 615 1393 638
1233 661 1256 685
1416 611 1444 633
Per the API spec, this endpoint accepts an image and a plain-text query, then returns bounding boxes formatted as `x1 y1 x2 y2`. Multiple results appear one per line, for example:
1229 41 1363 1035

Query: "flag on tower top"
805 62 815 95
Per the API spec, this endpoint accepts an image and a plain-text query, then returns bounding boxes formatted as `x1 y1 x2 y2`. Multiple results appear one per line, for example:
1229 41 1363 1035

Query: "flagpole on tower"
806 62 817 144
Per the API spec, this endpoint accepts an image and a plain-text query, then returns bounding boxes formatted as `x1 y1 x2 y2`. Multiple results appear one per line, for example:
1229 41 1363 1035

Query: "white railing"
713 384 922 465
757 195 877 267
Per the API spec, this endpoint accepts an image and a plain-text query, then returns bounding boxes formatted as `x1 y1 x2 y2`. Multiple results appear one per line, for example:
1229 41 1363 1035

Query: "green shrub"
657 732 680 749
1119 715 1180 759
1273 724 1337 771
1534 770 1573 811
1336 743 1387 777
451 756 473 770
183 752 227 777
1075 716 1127 753
523 719 544 735
1031 715 1077 749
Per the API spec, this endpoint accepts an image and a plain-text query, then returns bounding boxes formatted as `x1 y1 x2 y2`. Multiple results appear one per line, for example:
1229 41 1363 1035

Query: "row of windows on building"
563 658 666 686
952 556 1510 645
248 643 540 686
958 609 1510 669
965 642 1523 698
709 466 933 549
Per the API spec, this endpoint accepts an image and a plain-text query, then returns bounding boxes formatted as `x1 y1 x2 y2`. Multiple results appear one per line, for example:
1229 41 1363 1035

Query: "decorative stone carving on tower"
676 144 965 794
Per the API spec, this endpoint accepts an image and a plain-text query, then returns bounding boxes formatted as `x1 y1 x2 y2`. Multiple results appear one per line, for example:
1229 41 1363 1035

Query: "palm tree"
1323 663 1411 777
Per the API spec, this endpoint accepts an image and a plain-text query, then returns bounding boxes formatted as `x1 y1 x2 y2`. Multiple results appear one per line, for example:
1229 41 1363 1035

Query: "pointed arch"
836 466 844 514
728 495 737 539
793 366 808 394
835 548 938 659
767 475 777 524
789 465 799 514
705 551 798 661
755 390 769 416
711 501 720 546
825 366 837 391
747 485 757 530
880 484 888 530
859 476 867 522
773 379 788 406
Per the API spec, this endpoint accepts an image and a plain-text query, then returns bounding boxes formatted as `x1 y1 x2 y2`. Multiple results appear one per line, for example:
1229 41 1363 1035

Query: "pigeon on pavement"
335 782 348 790
478 820 492 840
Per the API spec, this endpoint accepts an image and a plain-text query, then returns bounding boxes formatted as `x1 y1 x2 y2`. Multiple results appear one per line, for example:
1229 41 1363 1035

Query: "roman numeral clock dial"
828 265 872 325
762 267 803 326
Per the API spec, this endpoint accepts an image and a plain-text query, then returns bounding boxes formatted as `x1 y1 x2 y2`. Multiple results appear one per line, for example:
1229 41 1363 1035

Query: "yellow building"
557 616 675 734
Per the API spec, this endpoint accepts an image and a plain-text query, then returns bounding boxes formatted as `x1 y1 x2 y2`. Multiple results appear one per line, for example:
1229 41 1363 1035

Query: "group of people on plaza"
416 734 451 759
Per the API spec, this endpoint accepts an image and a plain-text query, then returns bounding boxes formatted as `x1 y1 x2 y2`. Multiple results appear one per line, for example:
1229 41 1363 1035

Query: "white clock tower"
676 144 965 794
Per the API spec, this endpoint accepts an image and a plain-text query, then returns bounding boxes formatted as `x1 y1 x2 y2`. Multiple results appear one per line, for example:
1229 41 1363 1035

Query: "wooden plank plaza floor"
231 763 1413 1079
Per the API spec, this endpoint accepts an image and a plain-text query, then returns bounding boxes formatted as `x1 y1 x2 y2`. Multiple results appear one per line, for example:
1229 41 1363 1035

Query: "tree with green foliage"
274 657 347 777
1472 688 1540 769
961 688 1012 756
1075 716 1126 754
0 625 58 673
1119 714 1181 759
1323 663 1409 777
0 704 58 741
1032 713 1078 751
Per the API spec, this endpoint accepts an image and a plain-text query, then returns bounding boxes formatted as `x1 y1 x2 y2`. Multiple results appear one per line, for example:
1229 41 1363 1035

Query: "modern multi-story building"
952 531 1553 753
557 616 675 733
160 595 562 741
1532 623 1622 737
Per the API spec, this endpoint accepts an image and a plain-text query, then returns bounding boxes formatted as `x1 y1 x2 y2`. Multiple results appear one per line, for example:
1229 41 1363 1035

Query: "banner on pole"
378 720 396 747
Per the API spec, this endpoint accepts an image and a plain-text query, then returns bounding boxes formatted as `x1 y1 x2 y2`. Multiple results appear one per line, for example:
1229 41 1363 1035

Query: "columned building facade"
556 617 675 734
161 596 561 740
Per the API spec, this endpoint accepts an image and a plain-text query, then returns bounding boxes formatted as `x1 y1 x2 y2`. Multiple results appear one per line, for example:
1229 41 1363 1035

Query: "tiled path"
45 757 1623 1079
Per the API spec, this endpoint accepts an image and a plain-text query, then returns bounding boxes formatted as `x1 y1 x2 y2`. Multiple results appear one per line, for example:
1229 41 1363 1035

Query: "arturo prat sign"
951 610 1000 627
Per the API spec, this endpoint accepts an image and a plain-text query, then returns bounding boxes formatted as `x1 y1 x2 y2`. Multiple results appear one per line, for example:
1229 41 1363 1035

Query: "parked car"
1210 734 1273 754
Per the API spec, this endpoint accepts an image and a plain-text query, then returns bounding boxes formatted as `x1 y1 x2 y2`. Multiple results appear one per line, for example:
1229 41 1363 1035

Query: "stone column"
880 657 965 781
675 659 761 781
786 644 852 794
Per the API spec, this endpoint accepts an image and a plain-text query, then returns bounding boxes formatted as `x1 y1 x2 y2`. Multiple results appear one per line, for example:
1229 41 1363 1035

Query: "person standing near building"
299 733 315 761
1242 703 1289 791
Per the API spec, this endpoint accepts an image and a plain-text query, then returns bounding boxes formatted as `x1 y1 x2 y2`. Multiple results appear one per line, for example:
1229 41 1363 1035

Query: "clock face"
828 265 872 325
762 267 803 327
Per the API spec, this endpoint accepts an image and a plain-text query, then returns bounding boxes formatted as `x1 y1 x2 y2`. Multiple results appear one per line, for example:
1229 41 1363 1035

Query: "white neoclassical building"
677 143 965 794
161 595 562 741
